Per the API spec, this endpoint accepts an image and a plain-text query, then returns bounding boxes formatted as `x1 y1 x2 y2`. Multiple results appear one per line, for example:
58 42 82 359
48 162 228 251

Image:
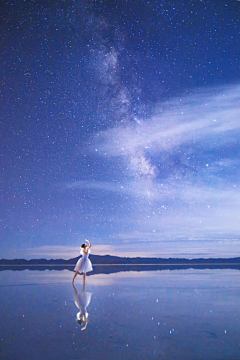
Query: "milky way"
1 0 240 259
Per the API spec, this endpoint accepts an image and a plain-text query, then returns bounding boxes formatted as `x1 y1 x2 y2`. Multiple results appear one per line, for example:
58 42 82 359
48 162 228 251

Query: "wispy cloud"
25 244 120 259
94 84 240 157
65 180 120 192
64 84 240 250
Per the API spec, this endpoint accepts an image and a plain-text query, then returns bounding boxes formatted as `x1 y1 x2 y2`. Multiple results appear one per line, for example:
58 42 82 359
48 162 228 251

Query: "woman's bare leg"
72 271 79 283
83 273 86 285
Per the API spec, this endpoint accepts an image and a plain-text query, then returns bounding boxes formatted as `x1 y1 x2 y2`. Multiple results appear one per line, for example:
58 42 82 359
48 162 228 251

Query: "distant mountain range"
1 255 240 274
1 254 240 266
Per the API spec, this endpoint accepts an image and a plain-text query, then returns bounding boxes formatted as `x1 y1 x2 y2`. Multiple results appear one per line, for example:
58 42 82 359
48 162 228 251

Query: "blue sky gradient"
1 0 240 259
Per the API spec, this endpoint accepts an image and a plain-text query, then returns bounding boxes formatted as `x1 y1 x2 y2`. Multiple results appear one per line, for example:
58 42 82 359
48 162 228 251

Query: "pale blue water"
0 268 240 360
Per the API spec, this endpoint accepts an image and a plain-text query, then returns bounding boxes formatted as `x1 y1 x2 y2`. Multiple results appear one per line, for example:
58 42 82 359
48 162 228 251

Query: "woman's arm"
85 239 92 249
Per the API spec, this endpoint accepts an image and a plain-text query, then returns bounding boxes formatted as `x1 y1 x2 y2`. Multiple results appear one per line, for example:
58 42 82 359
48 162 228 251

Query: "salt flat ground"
0 268 239 360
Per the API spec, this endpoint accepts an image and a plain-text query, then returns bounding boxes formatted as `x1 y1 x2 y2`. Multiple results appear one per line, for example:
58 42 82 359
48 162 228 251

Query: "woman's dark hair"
81 243 86 248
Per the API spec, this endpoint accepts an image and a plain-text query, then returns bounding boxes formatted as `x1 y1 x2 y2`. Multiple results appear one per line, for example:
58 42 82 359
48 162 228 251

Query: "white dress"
74 248 93 273
74 291 92 319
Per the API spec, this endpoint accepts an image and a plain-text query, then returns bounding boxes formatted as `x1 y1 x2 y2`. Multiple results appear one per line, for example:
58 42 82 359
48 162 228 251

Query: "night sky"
1 0 240 259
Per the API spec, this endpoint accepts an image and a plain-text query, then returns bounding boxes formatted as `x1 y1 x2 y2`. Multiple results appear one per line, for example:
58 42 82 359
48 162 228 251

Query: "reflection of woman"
73 283 92 331
72 239 93 284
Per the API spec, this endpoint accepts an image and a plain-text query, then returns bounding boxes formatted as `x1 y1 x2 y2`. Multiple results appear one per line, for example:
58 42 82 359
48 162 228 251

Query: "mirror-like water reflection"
0 268 240 360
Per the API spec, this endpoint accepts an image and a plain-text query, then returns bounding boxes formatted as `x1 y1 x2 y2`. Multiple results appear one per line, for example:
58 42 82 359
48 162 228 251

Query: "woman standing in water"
72 239 93 284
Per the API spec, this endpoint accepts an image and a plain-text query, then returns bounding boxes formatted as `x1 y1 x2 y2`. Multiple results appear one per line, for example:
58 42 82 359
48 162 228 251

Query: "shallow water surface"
0 268 240 360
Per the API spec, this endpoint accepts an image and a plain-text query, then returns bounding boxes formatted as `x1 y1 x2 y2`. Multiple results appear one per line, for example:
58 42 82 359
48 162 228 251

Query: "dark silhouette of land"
1 255 240 274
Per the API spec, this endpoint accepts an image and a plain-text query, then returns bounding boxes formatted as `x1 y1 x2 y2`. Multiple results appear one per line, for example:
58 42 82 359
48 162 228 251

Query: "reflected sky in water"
0 269 240 360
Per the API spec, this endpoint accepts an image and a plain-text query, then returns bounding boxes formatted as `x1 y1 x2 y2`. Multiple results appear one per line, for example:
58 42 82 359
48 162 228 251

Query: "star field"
1 0 240 259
